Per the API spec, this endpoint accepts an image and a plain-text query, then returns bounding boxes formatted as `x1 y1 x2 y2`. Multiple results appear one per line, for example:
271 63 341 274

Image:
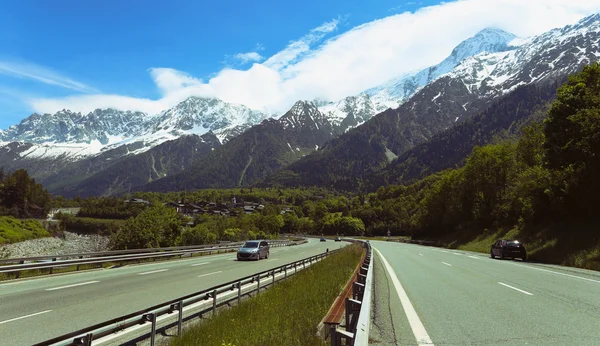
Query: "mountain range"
1 14 599 196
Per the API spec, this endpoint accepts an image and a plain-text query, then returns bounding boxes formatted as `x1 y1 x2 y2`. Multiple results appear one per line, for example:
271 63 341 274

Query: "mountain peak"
449 27 516 62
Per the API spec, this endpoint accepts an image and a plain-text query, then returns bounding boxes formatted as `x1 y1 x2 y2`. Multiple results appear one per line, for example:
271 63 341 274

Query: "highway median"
169 243 363 346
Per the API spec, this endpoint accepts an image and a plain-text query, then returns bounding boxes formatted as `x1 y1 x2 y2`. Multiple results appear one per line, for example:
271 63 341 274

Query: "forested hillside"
366 79 564 188
359 64 600 268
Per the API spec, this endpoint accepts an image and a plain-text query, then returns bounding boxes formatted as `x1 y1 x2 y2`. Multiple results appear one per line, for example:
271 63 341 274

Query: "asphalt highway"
0 238 345 345
369 241 600 345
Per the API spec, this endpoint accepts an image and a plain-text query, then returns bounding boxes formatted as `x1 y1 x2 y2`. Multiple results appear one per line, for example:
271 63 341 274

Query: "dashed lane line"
498 282 533 296
45 281 99 291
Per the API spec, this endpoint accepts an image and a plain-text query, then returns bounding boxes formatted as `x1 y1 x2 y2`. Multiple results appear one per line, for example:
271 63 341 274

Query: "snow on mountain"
279 100 332 132
0 97 271 161
365 27 518 112
314 27 519 132
318 93 376 133
445 13 600 100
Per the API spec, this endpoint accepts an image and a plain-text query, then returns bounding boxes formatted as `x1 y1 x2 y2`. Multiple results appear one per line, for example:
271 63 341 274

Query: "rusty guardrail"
322 239 373 346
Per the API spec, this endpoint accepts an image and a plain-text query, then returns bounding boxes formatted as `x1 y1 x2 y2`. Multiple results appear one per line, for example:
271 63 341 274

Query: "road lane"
0 238 345 345
371 241 600 345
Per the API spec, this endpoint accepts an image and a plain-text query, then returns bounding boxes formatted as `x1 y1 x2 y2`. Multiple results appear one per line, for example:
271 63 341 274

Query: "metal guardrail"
0 240 298 278
328 240 373 346
0 240 294 264
33 249 338 346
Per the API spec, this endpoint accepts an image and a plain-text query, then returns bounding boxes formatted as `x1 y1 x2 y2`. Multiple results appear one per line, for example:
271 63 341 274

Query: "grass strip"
169 243 363 346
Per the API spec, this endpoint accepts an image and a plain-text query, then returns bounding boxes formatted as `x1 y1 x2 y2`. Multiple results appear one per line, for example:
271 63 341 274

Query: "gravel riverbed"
0 232 110 258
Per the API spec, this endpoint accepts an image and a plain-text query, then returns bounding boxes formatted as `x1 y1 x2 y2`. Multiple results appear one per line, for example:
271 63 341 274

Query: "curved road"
370 241 600 346
0 239 345 345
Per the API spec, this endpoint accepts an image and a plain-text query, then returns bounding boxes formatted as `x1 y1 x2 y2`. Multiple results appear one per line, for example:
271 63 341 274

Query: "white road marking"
468 256 479 259
498 282 533 295
45 281 99 291
451 252 461 256
198 271 221 278
0 310 52 325
442 262 452 267
419 253 423 256
299 252 306 254
513 263 600 284
138 269 168 276
375 248 434 346
266 258 279 262
191 262 210 267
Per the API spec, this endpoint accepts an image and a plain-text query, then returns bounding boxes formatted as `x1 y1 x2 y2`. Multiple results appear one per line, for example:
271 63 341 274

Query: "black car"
490 240 527 261
320 237 326 242
334 236 341 242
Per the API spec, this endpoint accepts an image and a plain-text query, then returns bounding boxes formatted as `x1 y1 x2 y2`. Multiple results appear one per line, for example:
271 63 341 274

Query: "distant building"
124 198 150 205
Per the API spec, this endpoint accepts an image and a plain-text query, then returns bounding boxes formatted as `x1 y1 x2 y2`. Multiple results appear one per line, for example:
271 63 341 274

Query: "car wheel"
490 251 495 259
266 251 269 259
522 254 527 262
500 250 505 260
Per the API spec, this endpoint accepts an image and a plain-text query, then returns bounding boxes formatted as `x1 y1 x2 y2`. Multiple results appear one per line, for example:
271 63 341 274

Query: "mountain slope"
261 14 600 191
46 133 221 197
367 79 563 189
140 101 335 192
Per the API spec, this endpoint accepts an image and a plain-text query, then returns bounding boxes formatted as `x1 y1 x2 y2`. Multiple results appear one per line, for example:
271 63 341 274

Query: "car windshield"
507 241 520 246
242 242 259 248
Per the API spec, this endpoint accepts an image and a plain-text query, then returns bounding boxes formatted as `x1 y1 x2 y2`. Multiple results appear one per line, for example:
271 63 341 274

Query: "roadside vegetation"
169 243 363 346
0 169 53 244
0 216 49 244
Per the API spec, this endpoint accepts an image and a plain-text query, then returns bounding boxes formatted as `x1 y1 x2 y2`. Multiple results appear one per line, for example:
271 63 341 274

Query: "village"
124 196 294 218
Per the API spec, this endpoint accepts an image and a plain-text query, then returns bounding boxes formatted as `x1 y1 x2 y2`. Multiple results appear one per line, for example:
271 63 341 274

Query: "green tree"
177 224 217 246
110 204 184 249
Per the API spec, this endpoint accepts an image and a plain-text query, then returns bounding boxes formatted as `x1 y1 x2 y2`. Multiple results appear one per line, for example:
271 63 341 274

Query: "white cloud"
0 60 97 93
263 19 339 71
28 0 600 116
233 52 264 64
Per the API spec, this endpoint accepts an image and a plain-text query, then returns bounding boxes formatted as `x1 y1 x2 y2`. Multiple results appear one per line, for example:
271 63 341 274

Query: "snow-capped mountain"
319 93 377 134
315 27 518 131
0 109 151 145
445 14 600 99
262 13 600 190
365 27 517 112
0 97 271 161
151 97 270 144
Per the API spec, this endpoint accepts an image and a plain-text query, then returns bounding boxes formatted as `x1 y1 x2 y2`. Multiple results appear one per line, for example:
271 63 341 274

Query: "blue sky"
1 0 599 129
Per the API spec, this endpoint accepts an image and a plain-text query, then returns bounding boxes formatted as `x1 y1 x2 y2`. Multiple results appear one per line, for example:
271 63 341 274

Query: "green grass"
169 244 363 346
0 217 50 245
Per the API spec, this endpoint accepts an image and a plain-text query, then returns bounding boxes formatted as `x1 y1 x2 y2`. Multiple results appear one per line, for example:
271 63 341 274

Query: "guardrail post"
345 297 351 332
74 333 93 346
272 270 275 286
257 275 261 294
237 281 241 305
177 300 183 336
146 313 157 346
284 265 287 279
212 289 217 316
